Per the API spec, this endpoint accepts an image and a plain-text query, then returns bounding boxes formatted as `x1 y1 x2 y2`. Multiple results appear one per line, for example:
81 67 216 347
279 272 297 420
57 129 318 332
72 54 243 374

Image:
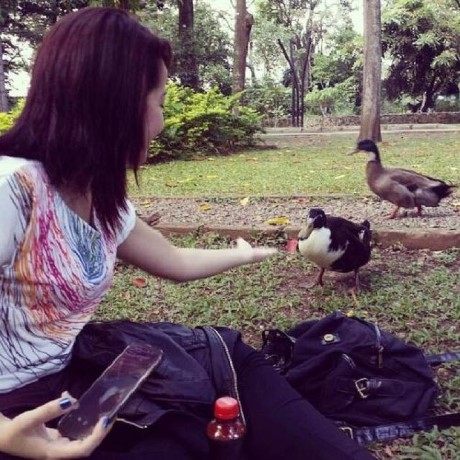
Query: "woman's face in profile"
141 61 168 163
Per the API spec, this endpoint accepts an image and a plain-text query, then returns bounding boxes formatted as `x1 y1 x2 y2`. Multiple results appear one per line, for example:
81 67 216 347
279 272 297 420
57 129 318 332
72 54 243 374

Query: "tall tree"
140 2 232 93
92 0 140 8
0 37 8 112
382 0 460 112
231 0 254 94
256 0 353 128
358 0 382 142
177 0 198 90
0 1 92 109
257 0 317 128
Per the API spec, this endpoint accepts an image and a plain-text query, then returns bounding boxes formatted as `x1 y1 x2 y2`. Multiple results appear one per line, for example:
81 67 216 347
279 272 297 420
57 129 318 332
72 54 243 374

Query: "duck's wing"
386 167 444 189
369 166 424 207
327 218 372 272
325 216 365 248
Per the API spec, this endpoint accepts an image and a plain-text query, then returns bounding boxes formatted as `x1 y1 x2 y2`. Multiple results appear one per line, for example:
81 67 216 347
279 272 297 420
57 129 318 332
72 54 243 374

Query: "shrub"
305 79 356 116
149 84 264 162
0 100 24 134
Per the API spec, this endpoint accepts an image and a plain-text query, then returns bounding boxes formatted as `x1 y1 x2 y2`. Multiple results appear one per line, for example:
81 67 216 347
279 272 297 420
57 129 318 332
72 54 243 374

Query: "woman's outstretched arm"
117 217 278 282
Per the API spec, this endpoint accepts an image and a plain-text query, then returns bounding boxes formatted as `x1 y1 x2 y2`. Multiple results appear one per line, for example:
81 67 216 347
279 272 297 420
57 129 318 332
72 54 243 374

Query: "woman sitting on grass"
0 7 375 460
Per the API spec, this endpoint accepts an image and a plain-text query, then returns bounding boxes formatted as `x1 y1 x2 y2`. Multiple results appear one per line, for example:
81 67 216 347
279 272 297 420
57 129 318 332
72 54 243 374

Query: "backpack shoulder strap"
339 412 460 445
425 351 460 366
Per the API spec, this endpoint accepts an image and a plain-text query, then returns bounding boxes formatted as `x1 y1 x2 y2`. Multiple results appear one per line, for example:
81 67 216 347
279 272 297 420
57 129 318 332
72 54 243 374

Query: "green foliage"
311 26 363 89
149 84 264 162
435 96 460 112
305 78 356 115
139 2 232 93
382 0 460 111
242 78 291 124
90 0 141 10
0 99 24 134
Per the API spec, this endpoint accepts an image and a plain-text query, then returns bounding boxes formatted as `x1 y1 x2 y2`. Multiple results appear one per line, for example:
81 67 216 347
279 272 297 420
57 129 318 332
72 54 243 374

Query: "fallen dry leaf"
199 203 211 212
265 216 290 226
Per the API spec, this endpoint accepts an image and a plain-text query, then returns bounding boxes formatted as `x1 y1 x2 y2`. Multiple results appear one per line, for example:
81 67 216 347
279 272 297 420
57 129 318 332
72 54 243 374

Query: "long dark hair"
0 7 172 234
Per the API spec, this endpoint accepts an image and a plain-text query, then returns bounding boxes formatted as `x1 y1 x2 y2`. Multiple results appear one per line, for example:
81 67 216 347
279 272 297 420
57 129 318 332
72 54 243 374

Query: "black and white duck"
353 139 456 219
297 208 372 291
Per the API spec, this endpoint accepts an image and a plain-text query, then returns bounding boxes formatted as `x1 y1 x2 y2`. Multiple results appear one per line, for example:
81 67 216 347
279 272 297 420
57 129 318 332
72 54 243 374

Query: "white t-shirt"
0 156 136 392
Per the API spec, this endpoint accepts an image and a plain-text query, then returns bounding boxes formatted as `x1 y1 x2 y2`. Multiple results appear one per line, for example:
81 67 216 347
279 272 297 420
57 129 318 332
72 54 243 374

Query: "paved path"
261 124 460 137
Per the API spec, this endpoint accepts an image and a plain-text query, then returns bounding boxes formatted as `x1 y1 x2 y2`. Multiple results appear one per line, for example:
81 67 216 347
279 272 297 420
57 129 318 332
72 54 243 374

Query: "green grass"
130 132 460 197
97 231 460 460
112 132 460 458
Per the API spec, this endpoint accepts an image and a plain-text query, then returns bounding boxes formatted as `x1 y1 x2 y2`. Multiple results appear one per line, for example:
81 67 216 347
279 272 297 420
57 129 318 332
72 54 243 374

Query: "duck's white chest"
298 228 346 267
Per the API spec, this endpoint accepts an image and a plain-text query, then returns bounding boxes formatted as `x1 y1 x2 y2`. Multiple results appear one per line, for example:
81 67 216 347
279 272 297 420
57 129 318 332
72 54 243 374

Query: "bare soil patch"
133 194 459 232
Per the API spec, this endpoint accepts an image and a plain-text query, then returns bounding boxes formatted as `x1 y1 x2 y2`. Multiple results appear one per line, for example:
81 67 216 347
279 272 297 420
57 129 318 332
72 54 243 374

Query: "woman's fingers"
252 246 278 262
48 417 114 458
14 395 78 429
236 237 278 262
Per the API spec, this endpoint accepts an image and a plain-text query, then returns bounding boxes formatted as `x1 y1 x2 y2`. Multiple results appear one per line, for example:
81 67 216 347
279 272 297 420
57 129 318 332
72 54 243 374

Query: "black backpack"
261 311 460 445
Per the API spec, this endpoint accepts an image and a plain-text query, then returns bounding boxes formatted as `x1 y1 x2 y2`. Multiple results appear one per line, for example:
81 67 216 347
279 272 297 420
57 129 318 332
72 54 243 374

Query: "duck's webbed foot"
348 287 361 308
387 206 400 219
348 270 362 308
305 268 325 290
353 269 361 292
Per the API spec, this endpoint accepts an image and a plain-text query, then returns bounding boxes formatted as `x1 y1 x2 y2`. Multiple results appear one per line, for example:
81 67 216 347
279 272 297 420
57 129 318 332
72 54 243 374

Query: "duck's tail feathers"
361 220 371 230
431 183 457 200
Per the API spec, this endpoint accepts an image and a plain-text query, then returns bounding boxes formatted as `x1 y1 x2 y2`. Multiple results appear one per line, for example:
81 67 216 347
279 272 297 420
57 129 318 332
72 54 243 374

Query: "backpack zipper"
118 327 246 429
207 326 246 425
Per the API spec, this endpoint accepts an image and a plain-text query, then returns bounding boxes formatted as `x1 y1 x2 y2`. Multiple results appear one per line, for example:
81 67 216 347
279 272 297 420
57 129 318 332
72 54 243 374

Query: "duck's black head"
356 139 381 162
307 208 327 229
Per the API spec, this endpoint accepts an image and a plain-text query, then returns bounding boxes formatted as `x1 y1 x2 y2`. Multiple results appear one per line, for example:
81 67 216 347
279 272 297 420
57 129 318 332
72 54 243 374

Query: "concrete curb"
153 223 460 251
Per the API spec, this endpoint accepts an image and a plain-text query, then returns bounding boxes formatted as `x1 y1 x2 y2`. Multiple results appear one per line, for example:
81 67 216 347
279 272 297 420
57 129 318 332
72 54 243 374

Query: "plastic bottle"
207 396 246 459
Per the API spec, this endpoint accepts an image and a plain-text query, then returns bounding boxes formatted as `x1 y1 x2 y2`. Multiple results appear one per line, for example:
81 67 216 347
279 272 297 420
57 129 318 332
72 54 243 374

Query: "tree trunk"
358 0 382 142
299 24 314 130
178 0 199 90
0 37 8 112
278 39 301 127
231 0 254 94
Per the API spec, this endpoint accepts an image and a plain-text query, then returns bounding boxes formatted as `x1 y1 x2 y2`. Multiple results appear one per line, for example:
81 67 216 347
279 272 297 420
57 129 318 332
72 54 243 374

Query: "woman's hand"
234 237 278 263
0 393 112 459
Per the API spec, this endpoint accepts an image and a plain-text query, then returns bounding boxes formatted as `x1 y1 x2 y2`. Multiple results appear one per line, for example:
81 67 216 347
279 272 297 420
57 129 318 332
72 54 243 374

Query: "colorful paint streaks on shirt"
0 157 136 392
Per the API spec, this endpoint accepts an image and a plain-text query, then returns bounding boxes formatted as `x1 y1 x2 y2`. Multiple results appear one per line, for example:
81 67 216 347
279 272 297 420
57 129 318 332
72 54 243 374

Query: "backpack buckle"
354 378 370 399
339 426 354 439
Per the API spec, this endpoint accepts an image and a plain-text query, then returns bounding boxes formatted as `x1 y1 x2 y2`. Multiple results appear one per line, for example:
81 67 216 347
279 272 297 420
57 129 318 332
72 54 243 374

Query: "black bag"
261 311 460 444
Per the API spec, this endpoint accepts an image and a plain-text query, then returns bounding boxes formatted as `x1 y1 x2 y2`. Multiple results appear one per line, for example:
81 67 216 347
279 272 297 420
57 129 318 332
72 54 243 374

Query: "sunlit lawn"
129 132 460 197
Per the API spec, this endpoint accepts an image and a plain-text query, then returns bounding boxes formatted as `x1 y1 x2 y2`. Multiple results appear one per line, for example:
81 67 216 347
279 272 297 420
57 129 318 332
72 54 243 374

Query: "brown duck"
353 139 456 219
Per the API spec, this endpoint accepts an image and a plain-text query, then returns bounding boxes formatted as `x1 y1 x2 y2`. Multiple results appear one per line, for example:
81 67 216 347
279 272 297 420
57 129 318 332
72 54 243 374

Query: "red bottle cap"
214 396 240 420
